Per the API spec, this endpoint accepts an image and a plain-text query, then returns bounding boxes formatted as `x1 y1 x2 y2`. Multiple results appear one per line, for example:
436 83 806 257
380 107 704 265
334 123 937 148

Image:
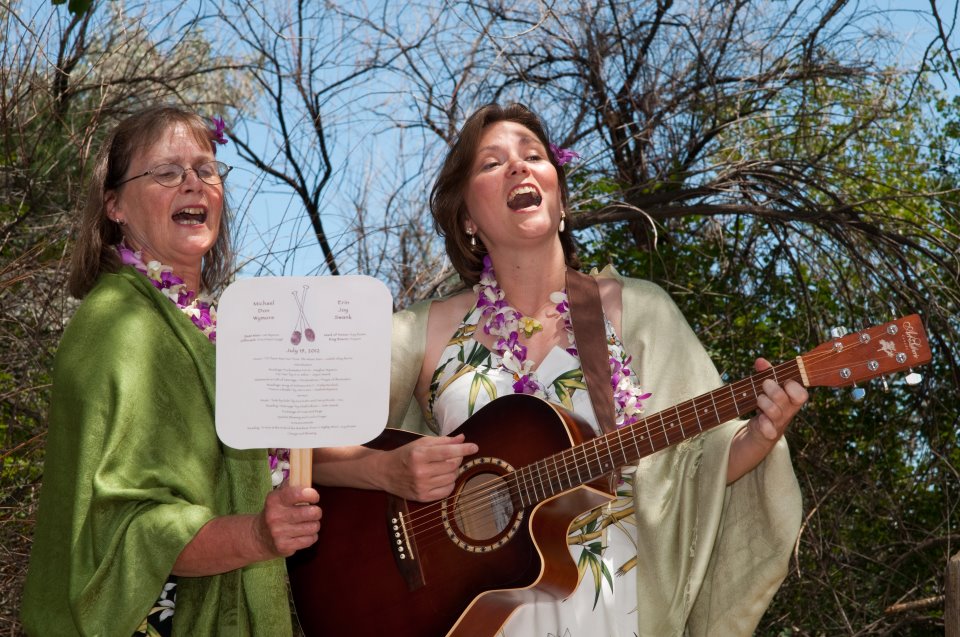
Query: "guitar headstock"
799 314 932 388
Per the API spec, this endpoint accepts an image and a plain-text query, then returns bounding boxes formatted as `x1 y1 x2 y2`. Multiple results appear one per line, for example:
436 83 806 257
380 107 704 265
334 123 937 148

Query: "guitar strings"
400 347 842 545
400 350 829 546
411 360 795 537
397 338 883 549
401 357 788 537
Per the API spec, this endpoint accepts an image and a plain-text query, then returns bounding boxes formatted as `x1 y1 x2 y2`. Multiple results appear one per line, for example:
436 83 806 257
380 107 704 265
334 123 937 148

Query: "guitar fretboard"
509 358 803 507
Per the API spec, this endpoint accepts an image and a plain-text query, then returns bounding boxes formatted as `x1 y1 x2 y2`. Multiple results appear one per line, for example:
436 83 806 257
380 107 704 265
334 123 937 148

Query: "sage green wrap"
22 268 291 637
387 267 802 636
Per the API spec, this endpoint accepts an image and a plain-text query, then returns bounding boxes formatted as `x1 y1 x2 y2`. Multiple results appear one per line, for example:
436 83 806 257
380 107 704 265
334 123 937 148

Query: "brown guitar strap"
565 268 617 434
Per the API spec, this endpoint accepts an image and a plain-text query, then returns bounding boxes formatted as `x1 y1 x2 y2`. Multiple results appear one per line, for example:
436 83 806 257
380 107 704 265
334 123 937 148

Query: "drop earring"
559 210 566 233
467 228 476 247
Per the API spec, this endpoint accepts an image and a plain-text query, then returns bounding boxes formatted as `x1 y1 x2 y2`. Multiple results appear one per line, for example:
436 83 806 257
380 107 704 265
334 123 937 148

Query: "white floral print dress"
428 303 645 637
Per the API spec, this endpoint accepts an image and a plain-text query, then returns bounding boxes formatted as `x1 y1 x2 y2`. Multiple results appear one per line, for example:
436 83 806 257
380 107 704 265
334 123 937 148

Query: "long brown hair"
429 103 579 286
68 105 232 299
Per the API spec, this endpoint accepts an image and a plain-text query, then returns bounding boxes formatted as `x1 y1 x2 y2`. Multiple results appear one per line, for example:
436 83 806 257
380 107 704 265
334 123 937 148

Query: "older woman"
21 106 321 637
313 103 806 636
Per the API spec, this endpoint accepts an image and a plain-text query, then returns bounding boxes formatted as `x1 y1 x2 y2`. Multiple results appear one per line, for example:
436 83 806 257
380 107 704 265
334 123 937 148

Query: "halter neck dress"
427 300 645 636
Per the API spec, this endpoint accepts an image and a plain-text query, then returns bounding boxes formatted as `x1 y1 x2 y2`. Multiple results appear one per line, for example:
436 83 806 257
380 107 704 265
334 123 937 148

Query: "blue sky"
214 0 957 281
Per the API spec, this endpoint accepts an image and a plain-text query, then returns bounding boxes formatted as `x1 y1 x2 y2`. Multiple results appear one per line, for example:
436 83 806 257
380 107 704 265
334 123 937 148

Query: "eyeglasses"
116 161 232 188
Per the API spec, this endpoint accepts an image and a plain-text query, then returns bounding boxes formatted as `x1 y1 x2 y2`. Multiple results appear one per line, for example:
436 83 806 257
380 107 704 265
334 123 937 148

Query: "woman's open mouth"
172 207 208 225
507 185 542 210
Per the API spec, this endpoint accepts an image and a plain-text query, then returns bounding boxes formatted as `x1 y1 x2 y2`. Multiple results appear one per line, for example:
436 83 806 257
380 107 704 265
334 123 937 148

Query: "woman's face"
463 121 562 252
105 123 223 278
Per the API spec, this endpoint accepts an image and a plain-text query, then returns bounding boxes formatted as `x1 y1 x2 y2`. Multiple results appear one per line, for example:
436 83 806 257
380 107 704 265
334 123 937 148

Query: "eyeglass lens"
153 162 230 186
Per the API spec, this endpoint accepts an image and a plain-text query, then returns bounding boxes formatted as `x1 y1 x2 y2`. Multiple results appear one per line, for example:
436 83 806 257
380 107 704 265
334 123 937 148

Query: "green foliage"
576 71 959 634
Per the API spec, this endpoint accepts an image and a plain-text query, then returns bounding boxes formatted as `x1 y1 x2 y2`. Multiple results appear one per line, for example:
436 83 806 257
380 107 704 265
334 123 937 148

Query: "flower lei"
476 254 651 427
268 447 291 487
116 243 290 485
116 243 217 342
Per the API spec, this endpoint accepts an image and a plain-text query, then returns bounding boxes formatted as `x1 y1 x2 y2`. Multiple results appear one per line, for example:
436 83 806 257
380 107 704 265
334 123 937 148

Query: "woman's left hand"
727 358 808 484
747 357 809 443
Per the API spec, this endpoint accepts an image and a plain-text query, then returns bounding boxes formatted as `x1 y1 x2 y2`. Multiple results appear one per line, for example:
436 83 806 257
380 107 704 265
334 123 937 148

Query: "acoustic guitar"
288 315 932 636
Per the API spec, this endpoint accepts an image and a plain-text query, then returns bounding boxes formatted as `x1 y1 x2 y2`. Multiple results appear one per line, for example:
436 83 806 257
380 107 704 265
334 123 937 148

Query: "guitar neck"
511 358 804 507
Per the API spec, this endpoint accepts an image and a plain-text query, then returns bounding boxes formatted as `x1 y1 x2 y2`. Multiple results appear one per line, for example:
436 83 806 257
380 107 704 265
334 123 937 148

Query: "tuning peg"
829 326 848 338
905 370 923 386
851 386 866 401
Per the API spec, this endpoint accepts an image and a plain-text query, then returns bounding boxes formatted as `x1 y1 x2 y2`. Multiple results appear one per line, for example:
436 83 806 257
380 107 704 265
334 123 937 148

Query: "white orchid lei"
475 254 651 427
116 242 217 342
116 243 289 484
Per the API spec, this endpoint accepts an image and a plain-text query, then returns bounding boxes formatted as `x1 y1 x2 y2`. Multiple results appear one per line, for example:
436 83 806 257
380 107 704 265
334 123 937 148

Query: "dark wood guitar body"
287 394 612 637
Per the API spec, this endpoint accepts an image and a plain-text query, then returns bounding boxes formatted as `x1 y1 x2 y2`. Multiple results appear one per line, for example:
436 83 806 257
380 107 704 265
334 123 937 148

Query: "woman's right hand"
256 486 322 558
375 434 478 502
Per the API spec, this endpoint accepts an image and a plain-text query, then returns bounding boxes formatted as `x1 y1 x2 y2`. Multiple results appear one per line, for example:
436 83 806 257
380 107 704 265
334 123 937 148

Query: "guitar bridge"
386 496 425 590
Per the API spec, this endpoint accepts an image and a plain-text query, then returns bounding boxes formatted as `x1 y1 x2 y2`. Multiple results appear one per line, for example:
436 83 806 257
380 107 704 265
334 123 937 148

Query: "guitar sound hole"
443 456 525 552
453 473 514 541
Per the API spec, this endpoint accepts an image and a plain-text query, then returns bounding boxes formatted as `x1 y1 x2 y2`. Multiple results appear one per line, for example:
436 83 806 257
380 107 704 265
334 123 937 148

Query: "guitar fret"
615 430 630 466
556 455 569 493
572 445 584 484
530 461 544 502
567 449 579 489
594 439 609 476
733 377 756 415
602 438 617 473
540 458 554 498
564 453 575 490
520 466 534 505
561 450 575 490
708 389 721 424
524 469 534 506
630 422 643 461
591 440 603 475
513 470 524 507
731 380 743 414
674 404 686 439
658 411 669 447
539 458 554 498
557 454 571 493
541 457 555 497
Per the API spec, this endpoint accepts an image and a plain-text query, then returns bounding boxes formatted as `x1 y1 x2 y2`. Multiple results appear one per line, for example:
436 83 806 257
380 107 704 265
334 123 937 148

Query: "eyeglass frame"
114 161 233 188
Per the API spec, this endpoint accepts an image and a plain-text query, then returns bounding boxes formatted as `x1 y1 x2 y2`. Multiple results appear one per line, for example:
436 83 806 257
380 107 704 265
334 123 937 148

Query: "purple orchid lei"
476 254 651 427
116 242 290 485
268 447 291 487
116 242 217 342
210 116 228 145
549 143 580 166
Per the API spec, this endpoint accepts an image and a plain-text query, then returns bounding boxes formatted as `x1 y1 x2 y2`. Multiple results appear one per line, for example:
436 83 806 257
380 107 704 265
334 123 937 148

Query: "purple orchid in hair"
549 143 580 166
210 115 228 145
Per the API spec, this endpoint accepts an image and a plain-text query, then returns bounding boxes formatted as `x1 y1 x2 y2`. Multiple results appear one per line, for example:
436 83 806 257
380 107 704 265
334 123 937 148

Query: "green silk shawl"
21 269 291 637
387 267 802 636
